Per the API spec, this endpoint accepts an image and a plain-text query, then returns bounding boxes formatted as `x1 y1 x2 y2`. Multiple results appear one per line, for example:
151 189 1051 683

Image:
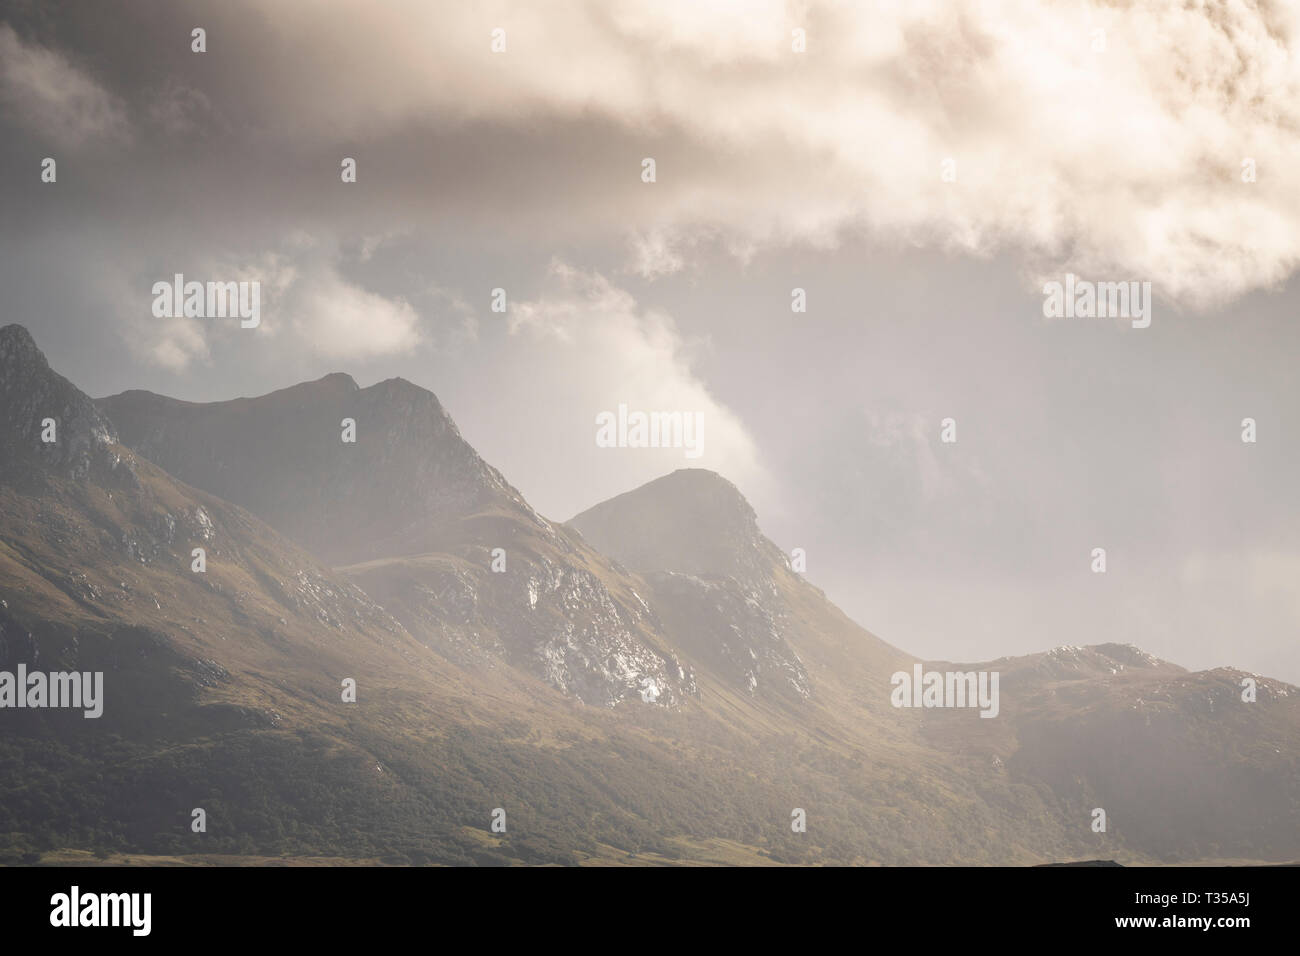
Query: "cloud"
864 411 968 503
290 268 423 359
0 23 128 146
206 0 1300 308
108 240 423 371
508 260 768 512
628 229 687 280
12 1 1298 307
142 318 210 373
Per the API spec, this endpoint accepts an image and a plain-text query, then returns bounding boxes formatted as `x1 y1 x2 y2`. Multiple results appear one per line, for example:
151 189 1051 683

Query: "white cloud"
628 230 687 280
110 240 422 371
507 260 769 513
236 0 1300 308
143 320 210 373
291 269 423 359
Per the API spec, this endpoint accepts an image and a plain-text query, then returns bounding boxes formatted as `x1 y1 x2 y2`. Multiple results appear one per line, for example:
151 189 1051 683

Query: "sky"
2 0 1299 682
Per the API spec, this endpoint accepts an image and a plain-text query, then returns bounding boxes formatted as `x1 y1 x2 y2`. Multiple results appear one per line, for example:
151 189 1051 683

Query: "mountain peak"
584 468 755 519
100 370 531 564
365 376 448 411
0 325 118 481
373 375 419 391
258 372 359 404
569 468 779 583
658 467 750 497
317 371 360 391
0 323 40 355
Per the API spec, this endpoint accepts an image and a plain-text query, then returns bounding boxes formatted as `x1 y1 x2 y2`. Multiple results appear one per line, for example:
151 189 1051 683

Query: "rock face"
644 571 810 701
346 548 694 708
100 375 695 707
569 470 812 702
0 325 119 482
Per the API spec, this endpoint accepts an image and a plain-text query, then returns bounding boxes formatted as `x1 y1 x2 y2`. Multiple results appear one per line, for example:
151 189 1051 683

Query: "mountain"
100 375 533 566
0 324 525 861
2 324 1295 866
570 469 906 707
571 469 1300 862
100 378 694 708
568 469 785 587
965 645 1298 860
0 326 724 866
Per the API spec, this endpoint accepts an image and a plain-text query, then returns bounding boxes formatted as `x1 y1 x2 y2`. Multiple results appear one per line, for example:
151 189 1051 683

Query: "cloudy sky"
3 0 1299 682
